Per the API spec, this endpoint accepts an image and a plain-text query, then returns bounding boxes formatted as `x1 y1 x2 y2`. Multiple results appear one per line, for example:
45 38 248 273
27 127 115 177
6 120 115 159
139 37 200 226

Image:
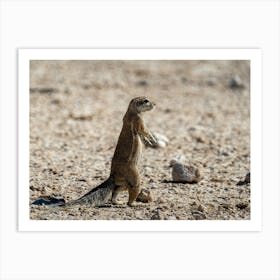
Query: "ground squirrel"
51 96 156 208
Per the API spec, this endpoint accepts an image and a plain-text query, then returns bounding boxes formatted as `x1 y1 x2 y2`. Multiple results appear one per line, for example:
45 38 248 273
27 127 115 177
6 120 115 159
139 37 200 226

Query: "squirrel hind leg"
112 185 128 205
127 185 141 207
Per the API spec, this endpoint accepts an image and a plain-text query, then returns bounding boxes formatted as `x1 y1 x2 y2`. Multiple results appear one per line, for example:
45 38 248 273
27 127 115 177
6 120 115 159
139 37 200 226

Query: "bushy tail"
53 177 115 208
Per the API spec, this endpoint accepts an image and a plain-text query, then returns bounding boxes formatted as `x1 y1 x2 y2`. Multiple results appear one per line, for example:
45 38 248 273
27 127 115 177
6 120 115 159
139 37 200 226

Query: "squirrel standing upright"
53 96 156 208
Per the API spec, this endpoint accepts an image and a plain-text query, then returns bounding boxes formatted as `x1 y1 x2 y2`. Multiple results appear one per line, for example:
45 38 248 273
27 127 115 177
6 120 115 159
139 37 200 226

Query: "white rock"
157 140 167 148
153 132 169 143
147 132 169 148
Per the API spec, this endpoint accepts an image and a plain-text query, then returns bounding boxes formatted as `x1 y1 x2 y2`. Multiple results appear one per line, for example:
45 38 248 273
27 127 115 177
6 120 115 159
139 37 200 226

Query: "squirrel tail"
53 177 115 208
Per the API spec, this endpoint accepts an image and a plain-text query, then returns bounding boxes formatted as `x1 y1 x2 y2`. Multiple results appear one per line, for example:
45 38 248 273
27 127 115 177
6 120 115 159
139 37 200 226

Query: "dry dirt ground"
29 60 250 220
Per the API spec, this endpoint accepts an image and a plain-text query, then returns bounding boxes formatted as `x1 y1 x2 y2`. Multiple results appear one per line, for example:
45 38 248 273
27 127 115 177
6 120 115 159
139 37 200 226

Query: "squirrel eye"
143 99 149 103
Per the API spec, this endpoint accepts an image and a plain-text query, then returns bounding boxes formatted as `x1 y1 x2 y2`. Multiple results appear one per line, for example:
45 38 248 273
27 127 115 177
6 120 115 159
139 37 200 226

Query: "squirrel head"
129 96 156 114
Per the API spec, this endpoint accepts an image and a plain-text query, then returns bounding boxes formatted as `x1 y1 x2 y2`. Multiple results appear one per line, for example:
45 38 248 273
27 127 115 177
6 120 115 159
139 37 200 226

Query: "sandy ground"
29 60 250 220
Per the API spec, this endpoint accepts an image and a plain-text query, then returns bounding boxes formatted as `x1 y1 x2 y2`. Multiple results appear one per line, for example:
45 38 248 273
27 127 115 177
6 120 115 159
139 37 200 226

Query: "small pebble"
136 189 153 203
157 198 167 204
150 209 164 220
164 216 177 220
191 210 207 220
229 75 244 89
